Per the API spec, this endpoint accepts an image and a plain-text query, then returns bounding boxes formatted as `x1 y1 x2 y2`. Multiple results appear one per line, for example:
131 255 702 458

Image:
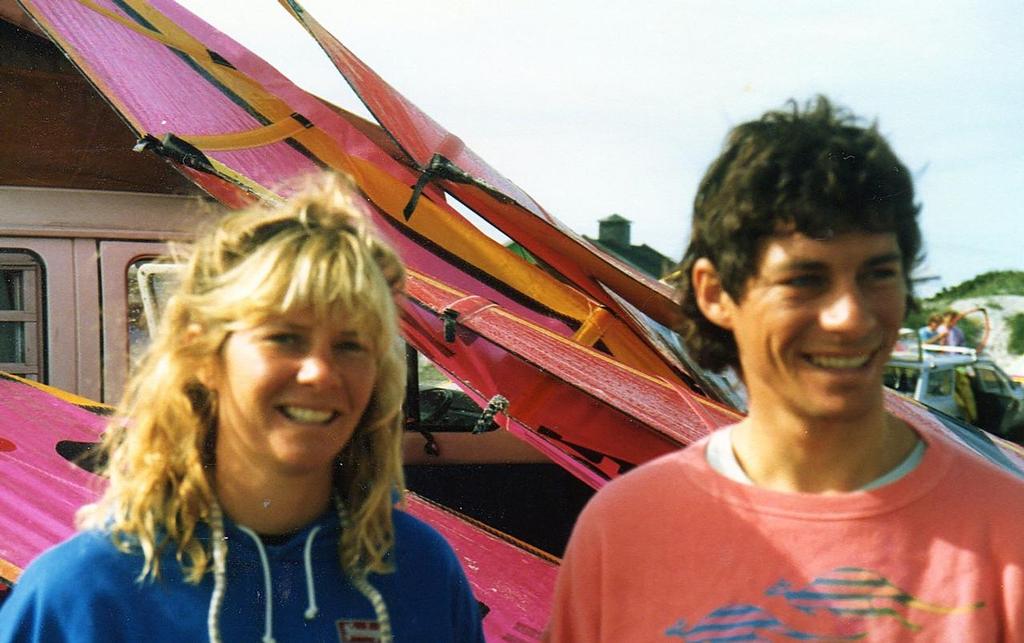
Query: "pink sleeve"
997 529 1024 638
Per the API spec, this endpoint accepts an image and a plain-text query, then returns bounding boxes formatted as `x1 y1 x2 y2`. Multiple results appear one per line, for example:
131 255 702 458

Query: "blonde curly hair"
78 173 407 583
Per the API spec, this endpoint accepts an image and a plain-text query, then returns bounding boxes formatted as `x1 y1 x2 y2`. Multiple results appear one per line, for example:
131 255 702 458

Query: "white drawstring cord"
237 524 277 643
302 525 323 620
334 497 392 643
350 574 392 642
206 498 391 643
207 502 227 643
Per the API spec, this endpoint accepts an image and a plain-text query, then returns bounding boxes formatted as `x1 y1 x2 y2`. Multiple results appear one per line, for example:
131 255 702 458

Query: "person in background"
918 313 942 343
544 97 1024 642
939 309 966 347
0 174 484 643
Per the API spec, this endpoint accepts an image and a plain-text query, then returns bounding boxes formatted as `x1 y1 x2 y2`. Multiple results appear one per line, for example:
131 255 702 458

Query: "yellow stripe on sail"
73 0 224 67
177 115 311 152
0 372 113 412
0 558 22 584
61 0 676 377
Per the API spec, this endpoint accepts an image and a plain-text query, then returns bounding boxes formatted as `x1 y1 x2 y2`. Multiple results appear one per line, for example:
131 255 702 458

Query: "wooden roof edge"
0 1 47 39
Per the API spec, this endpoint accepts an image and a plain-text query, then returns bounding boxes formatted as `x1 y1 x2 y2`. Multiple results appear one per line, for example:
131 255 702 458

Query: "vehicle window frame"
925 368 954 397
883 364 920 395
0 251 44 381
975 366 1008 395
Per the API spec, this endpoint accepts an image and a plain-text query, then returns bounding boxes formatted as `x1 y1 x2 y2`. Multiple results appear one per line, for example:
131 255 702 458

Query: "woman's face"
205 307 378 480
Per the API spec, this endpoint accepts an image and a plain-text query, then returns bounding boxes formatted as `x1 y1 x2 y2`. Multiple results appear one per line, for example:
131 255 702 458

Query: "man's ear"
691 258 736 330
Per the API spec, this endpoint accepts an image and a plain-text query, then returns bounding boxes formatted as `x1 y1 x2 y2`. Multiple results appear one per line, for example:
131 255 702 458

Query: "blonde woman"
0 175 484 642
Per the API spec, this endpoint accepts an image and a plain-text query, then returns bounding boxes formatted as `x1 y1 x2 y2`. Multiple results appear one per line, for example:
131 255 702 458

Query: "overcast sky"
179 0 1023 295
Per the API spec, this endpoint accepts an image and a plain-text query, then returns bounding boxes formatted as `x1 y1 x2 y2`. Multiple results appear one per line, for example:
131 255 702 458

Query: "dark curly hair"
672 96 922 372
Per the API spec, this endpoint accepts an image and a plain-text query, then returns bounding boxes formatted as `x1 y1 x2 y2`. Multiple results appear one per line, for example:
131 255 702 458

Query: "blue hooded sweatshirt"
0 508 484 642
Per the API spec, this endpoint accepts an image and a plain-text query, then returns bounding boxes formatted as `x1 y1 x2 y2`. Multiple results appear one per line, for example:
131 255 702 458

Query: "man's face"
719 231 906 423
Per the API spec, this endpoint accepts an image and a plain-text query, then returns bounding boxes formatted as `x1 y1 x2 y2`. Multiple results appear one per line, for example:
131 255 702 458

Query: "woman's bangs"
281 237 394 351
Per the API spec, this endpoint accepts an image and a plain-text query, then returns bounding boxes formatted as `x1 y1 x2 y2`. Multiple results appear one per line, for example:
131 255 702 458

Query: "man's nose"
820 287 873 333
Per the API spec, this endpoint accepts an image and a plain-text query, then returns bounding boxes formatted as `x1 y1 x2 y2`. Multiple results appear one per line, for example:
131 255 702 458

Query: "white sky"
179 0 1023 295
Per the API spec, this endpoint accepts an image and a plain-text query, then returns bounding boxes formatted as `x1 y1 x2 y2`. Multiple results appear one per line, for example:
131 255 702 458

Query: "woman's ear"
691 258 736 330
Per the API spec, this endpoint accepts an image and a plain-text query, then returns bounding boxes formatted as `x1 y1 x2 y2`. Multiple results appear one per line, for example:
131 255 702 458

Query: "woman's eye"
267 333 302 347
335 340 367 354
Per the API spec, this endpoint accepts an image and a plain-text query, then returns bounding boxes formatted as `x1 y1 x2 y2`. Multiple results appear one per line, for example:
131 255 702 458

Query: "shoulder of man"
573 438 713 528
908 407 1024 500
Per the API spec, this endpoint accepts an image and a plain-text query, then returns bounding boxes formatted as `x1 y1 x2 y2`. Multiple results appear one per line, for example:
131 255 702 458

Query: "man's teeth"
281 406 335 423
808 354 871 369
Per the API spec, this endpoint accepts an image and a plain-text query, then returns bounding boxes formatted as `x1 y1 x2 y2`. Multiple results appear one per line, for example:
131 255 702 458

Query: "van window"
883 366 919 394
127 260 180 370
976 367 1009 395
0 252 43 381
126 260 152 371
926 369 954 397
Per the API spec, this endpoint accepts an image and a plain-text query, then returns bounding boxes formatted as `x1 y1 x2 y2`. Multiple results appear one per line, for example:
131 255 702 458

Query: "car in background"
885 330 1024 443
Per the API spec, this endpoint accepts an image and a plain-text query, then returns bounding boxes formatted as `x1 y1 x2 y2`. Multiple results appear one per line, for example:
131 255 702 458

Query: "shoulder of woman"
16 530 143 594
391 508 449 546
389 508 467 570
0 531 170 641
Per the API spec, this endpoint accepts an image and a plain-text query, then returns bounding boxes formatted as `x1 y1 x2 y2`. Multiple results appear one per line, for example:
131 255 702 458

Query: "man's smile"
803 351 877 370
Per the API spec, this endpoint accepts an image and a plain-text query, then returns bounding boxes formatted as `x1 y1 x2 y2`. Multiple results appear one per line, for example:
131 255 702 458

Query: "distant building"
505 214 676 279
584 214 675 279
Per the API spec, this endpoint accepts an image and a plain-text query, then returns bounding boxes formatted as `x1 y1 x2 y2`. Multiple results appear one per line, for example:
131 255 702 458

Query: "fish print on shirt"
665 567 984 641
665 604 864 641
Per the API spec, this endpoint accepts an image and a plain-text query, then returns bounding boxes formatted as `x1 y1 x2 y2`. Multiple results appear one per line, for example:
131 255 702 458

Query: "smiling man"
545 97 1024 641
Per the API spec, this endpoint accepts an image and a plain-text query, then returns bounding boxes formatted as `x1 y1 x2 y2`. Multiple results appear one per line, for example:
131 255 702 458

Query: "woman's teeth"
280 406 335 423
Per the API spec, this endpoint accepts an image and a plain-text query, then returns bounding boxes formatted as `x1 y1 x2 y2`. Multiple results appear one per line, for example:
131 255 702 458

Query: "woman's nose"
296 352 338 387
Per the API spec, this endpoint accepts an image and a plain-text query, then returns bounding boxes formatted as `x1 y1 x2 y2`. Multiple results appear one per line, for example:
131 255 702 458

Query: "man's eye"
869 267 900 281
783 275 824 288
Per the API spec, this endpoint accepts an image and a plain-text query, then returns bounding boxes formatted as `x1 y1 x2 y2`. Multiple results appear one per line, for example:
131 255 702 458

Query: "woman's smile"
205 308 378 477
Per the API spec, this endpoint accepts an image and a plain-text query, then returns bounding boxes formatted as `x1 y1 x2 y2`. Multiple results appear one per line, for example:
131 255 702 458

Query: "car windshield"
925 405 1024 479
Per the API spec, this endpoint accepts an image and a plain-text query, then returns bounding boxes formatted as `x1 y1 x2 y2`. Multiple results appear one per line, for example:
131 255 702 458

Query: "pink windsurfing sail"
405 493 559 639
402 271 738 484
278 0 683 331
14 0 717 474
0 374 108 583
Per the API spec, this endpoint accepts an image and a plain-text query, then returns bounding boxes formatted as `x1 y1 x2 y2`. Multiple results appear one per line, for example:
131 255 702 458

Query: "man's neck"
730 405 918 494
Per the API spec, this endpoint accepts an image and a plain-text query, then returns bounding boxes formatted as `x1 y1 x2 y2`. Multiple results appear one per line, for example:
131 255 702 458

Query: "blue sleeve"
448 548 486 643
0 533 150 643
389 511 485 642
0 546 93 642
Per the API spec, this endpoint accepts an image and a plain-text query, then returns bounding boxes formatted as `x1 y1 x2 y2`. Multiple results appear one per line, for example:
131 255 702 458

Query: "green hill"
907 271 1024 349
929 270 1024 301
909 270 1019 362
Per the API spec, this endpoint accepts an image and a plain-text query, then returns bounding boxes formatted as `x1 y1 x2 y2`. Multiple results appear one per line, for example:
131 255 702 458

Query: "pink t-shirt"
546 409 1024 642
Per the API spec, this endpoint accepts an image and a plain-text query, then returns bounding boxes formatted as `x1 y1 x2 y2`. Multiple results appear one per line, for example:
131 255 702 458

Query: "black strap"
403 154 478 220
